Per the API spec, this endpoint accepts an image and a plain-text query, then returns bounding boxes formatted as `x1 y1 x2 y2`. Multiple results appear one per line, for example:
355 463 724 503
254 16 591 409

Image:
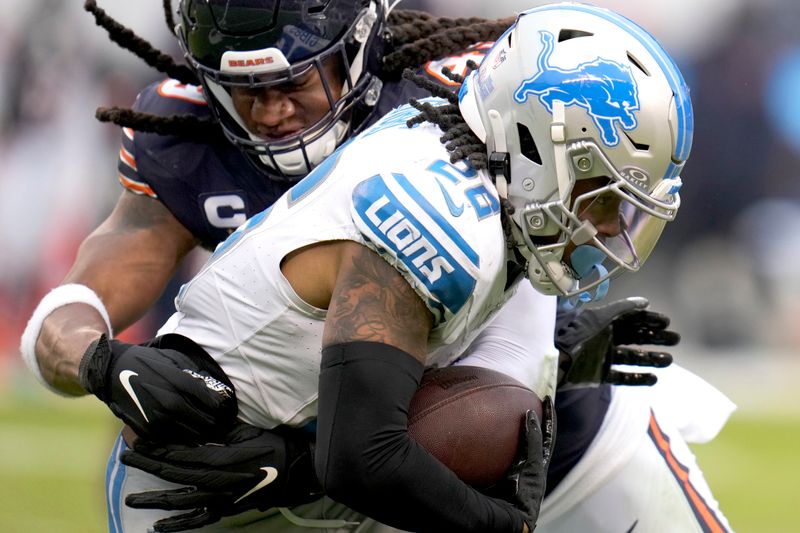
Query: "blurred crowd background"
1 0 799 406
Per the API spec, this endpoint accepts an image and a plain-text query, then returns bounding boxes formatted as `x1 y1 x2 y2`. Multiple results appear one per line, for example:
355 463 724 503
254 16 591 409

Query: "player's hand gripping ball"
408 365 543 488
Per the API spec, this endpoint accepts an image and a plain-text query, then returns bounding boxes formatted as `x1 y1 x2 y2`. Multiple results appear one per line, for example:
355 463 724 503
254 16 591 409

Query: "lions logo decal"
514 31 640 146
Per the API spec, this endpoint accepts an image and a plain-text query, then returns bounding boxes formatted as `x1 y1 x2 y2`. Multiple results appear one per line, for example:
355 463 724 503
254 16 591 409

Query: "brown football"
408 365 543 488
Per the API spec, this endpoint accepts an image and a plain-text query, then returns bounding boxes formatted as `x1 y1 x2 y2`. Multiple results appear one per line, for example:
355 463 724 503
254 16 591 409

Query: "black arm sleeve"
315 341 525 533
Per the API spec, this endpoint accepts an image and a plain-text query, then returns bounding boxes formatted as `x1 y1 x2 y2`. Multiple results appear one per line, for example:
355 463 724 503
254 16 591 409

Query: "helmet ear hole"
517 123 542 164
626 52 650 76
622 131 650 152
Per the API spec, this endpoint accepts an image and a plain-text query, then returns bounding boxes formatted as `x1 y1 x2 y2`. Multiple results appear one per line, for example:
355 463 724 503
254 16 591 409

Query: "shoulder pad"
350 169 483 322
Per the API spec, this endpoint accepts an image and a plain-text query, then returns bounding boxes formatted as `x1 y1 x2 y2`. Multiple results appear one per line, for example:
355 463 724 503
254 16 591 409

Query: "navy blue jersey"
117 76 430 250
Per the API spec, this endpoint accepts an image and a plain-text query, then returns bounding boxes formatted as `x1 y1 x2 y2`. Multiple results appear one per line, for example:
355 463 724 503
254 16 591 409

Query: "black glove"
555 297 677 389
486 396 556 531
79 333 237 444
121 421 323 533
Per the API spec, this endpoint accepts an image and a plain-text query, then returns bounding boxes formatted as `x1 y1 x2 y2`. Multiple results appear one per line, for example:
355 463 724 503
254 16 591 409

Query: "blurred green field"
0 385 114 533
1 380 797 533
692 415 800 533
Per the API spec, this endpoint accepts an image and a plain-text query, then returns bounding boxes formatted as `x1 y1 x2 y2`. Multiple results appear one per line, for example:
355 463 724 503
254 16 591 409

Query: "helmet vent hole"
623 131 650 152
558 29 594 42
626 52 650 76
517 123 542 165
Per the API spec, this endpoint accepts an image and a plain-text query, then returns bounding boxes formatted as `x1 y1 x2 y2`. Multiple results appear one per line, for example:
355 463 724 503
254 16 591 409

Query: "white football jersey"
158 99 527 429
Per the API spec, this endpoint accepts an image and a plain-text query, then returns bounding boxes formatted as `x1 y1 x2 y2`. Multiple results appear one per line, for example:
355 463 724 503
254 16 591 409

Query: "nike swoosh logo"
119 370 149 423
235 467 279 503
435 178 464 217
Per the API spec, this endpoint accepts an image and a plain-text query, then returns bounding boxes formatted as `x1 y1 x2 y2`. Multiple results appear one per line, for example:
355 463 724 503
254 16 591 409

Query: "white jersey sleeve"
454 282 560 400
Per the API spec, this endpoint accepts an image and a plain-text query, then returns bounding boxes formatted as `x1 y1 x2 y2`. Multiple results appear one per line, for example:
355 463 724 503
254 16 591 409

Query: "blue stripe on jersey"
289 138 352 204
393 173 480 267
426 295 447 324
523 4 694 165
105 434 126 533
209 205 273 261
353 174 477 316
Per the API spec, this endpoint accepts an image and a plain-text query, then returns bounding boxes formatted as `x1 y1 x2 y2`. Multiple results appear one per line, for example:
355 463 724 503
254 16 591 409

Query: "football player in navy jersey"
20 2 732 532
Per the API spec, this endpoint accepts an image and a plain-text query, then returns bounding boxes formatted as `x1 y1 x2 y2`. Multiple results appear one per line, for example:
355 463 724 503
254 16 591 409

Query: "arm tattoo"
324 244 432 357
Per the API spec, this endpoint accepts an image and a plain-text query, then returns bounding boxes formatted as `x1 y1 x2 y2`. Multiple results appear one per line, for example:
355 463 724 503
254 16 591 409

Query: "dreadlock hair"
84 0 195 84
384 16 515 79
94 106 220 142
84 0 220 140
87 1 512 142
162 0 177 36
405 62 520 248
404 62 487 170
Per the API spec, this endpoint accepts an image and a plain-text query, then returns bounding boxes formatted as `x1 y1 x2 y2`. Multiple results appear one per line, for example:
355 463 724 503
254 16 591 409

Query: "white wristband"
20 284 113 395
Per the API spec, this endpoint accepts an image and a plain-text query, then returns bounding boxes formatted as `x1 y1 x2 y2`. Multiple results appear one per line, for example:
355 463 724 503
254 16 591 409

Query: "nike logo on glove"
119 370 149 422
235 467 279 504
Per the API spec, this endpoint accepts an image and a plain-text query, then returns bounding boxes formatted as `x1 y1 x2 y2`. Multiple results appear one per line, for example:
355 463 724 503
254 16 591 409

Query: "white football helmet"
459 2 693 301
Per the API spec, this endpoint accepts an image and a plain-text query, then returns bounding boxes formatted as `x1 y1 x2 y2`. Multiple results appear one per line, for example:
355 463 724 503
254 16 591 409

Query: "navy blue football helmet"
177 0 388 179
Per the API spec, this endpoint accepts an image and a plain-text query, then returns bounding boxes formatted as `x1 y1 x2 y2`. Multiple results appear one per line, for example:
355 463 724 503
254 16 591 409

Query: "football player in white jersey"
100 5 732 532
